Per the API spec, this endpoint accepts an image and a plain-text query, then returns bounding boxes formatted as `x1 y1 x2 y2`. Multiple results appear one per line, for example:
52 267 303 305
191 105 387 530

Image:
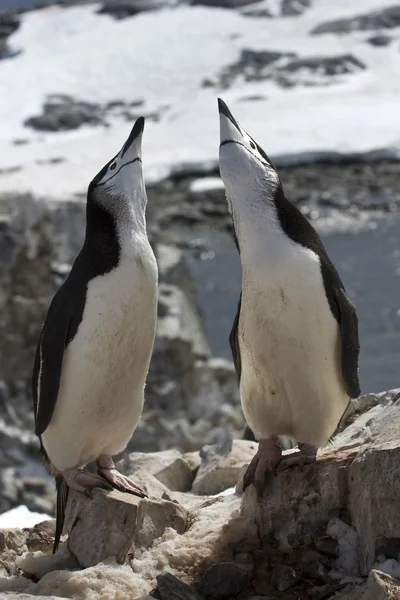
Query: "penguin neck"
85 193 148 257
230 190 288 267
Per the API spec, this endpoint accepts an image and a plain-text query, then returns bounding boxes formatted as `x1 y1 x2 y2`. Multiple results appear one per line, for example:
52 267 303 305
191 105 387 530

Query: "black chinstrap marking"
94 157 142 187
220 140 269 168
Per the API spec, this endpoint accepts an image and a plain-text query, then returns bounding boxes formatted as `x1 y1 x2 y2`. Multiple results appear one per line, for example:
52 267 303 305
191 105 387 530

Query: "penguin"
32 117 158 552
217 99 360 493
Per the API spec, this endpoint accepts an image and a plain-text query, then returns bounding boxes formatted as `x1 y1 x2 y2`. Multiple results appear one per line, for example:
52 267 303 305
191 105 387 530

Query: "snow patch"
0 505 51 529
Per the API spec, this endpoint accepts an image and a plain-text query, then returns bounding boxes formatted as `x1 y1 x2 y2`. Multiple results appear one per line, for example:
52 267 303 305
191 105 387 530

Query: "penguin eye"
110 162 117 171
249 141 256 150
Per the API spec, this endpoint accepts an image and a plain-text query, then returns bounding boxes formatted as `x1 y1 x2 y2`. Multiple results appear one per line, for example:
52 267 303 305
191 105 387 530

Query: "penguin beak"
119 116 145 161
218 98 243 145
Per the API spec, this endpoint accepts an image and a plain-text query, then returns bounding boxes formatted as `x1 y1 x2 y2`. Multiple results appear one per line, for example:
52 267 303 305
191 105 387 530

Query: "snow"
0 505 52 529
0 0 399 198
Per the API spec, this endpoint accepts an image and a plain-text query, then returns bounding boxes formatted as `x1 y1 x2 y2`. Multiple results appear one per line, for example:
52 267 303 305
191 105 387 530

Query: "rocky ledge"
0 389 399 600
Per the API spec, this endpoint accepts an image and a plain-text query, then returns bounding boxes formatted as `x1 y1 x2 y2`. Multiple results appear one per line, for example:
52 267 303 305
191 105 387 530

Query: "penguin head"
218 98 279 206
88 117 146 210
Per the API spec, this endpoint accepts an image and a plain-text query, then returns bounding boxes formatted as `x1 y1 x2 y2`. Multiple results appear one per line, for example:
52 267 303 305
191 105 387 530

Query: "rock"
214 48 364 89
192 439 257 495
311 6 400 35
156 572 205 600
24 95 104 132
275 54 365 87
116 449 196 492
281 0 311 17
347 403 400 574
217 48 296 88
65 489 188 568
0 528 27 577
192 0 258 8
313 535 339 558
0 15 20 60
367 34 392 47
271 564 298 592
97 0 172 20
24 519 55 552
362 570 400 599
199 561 251 598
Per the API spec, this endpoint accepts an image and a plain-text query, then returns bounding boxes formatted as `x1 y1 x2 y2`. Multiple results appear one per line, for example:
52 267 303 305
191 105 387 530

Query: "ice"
0 0 399 198
0 505 51 529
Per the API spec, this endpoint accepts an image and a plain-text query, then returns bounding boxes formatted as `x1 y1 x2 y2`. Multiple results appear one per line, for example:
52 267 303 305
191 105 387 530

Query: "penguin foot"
242 437 282 494
63 468 113 498
96 455 147 498
276 443 317 473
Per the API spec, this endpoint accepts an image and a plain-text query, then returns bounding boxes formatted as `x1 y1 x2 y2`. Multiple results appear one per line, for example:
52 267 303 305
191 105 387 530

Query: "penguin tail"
53 475 69 554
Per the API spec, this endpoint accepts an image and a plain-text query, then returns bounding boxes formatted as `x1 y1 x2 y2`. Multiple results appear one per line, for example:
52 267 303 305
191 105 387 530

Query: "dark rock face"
212 48 364 88
199 561 251 598
157 572 205 600
281 0 310 17
367 34 392 47
213 48 297 88
311 5 400 35
97 0 170 20
275 54 366 88
0 14 20 60
24 95 104 132
192 0 258 8
24 95 160 132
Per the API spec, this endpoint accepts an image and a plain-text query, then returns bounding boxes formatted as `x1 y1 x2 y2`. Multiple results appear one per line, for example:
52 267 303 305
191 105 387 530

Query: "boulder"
192 439 257 495
116 448 196 492
64 489 188 568
311 6 400 35
362 569 400 599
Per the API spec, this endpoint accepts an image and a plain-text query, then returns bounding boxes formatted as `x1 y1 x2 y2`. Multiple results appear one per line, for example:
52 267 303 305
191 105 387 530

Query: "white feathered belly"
42 255 158 472
239 253 349 448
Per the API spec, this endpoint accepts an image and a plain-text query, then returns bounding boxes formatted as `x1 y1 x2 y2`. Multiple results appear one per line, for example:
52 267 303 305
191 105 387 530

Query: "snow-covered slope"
0 0 399 197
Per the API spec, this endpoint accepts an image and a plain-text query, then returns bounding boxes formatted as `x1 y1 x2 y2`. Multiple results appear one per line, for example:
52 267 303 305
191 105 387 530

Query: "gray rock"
65 488 188 567
217 48 296 88
192 439 257 495
275 54 366 88
367 34 392 47
362 569 400 599
97 0 172 20
116 449 196 492
214 48 363 89
23 519 55 553
192 0 258 8
271 564 298 592
157 572 205 600
281 0 311 17
311 6 400 35
200 561 250 598
0 15 20 60
24 94 104 132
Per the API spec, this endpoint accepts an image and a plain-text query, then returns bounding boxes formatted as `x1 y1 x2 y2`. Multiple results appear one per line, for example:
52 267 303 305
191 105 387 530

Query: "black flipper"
334 286 361 398
229 293 242 382
33 294 74 437
54 475 69 553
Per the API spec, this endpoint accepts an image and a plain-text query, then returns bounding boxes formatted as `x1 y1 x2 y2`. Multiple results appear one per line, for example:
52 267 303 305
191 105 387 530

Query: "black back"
229 183 360 401
32 201 120 438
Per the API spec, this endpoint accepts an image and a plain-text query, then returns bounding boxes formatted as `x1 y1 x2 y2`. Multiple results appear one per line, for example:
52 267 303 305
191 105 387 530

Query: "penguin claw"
98 469 147 498
63 468 113 496
242 437 282 494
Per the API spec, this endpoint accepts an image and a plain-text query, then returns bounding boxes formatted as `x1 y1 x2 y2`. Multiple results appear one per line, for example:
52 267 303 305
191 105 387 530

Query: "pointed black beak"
121 116 145 158
217 98 242 134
